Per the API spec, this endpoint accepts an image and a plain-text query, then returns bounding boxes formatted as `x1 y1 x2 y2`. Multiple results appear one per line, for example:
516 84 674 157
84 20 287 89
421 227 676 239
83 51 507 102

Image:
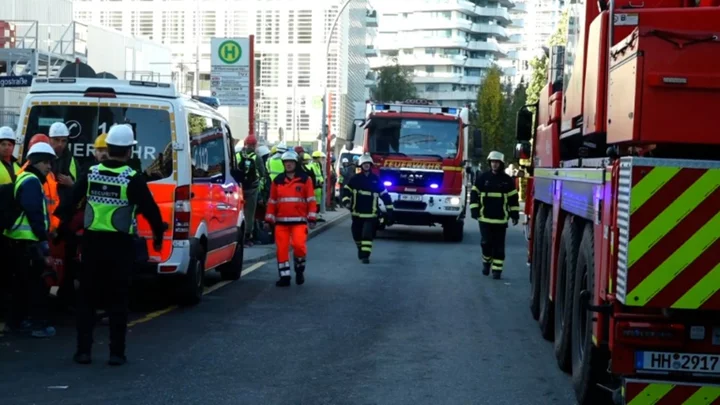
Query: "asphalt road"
0 217 576 405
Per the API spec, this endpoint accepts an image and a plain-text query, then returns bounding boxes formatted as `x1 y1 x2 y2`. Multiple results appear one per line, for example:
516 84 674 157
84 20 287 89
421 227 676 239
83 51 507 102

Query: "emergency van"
16 77 247 306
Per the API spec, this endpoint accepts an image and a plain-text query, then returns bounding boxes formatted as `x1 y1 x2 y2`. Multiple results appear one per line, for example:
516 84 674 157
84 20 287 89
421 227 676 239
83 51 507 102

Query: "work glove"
308 221 317 230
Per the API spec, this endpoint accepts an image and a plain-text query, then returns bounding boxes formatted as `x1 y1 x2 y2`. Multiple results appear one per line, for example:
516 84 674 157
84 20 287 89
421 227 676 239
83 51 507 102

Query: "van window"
189 113 226 183
23 104 174 180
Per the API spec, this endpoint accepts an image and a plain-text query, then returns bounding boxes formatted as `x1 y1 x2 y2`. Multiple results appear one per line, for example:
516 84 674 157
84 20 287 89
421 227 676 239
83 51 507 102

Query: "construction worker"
342 154 394 264
18 135 61 234
264 150 317 287
301 152 317 187
3 142 57 337
310 151 325 219
0 126 20 185
56 124 166 366
93 133 109 162
469 151 520 279
235 135 267 246
48 122 79 205
266 142 287 181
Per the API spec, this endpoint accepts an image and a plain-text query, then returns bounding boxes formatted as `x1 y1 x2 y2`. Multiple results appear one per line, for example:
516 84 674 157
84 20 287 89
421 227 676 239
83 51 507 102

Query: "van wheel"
443 220 464 242
530 205 548 320
219 228 244 281
538 212 554 340
554 216 581 372
178 246 205 306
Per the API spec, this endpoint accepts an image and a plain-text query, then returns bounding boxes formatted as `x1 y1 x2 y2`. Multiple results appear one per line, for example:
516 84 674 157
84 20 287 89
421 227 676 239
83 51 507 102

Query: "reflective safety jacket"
265 171 317 225
3 170 49 242
0 159 20 185
237 150 259 189
84 164 138 234
311 161 324 187
19 162 60 233
266 155 284 181
469 170 520 225
342 172 394 218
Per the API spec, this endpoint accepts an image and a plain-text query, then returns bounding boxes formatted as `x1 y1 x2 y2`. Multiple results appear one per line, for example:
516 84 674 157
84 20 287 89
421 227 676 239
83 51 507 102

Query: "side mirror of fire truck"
514 141 532 162
516 106 534 142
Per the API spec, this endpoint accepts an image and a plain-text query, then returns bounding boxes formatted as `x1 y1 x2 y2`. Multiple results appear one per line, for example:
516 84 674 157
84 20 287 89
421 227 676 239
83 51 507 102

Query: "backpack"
0 168 22 233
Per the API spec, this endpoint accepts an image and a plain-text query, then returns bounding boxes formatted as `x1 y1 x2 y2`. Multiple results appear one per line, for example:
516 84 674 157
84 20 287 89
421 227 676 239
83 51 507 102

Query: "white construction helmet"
49 122 70 138
276 142 288 153
234 143 244 153
341 157 349 164
487 151 504 163
106 124 137 147
0 126 16 142
256 145 271 157
358 153 374 166
281 150 298 162
26 142 57 158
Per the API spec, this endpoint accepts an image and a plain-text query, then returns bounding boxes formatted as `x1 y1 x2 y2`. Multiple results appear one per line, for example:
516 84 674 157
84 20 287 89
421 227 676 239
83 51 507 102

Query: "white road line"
240 261 266 277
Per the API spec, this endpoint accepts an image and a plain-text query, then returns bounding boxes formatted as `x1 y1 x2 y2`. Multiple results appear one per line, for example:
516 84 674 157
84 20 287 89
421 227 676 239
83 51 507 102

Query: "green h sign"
218 40 242 64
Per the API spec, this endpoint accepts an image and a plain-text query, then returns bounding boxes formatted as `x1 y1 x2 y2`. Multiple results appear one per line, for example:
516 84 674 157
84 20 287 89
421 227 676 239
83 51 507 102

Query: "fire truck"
344 99 469 242
515 0 720 404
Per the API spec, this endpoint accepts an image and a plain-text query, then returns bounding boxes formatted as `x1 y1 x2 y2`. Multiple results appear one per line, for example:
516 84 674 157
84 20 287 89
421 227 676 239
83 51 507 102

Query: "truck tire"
570 224 609 405
554 216 581 372
538 212 554 340
178 245 205 307
443 220 464 242
529 204 548 320
219 227 245 281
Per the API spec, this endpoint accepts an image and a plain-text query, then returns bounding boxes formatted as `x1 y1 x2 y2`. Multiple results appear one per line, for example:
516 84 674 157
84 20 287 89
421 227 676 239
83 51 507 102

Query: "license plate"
636 351 720 374
400 194 422 202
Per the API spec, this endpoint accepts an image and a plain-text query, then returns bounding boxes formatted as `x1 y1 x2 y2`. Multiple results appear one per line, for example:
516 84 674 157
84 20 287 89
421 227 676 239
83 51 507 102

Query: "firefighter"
264 150 317 287
3 142 57 337
0 126 20 185
56 124 166 366
266 142 287 181
469 151 520 279
342 154 394 264
235 135 266 246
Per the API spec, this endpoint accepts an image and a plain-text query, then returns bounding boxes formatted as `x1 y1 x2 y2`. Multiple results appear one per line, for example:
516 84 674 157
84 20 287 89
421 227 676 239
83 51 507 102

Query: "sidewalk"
244 208 350 265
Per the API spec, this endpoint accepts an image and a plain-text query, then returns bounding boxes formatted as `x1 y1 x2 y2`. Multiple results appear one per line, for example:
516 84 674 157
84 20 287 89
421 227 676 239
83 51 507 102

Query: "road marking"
240 261 266 277
127 306 178 327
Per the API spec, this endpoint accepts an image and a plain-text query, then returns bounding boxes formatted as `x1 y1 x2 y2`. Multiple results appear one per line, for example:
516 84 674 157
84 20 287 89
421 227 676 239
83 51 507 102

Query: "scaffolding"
0 20 88 78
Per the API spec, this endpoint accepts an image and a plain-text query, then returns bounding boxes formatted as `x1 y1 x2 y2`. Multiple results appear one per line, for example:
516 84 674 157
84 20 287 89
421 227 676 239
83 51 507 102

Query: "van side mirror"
516 106 534 142
514 141 532 162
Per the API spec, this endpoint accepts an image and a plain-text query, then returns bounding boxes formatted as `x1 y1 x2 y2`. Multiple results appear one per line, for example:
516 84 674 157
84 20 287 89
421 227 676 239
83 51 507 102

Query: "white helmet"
281 150 298 162
276 142 288 153
234 143 244 153
341 157 349 164
27 142 57 158
0 126 16 142
49 122 70 138
106 124 137 147
358 154 374 166
487 151 504 164
256 145 270 157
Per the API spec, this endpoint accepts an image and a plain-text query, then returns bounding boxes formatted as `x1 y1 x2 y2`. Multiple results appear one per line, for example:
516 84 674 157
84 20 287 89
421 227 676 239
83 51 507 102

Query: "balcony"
395 17 473 32
476 7 511 22
506 34 522 44
365 45 378 57
413 73 483 86
398 54 466 66
473 23 508 38
509 18 524 28
366 10 378 28
510 2 527 12
419 90 477 102
464 58 492 68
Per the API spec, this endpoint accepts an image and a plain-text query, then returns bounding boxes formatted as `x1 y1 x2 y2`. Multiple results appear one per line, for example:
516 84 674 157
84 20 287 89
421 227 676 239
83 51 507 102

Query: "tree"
475 66 507 160
503 79 528 160
372 59 417 102
525 9 570 105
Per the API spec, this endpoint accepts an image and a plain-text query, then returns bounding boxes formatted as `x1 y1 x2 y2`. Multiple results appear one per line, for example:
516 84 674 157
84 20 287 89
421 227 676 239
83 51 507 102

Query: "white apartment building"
526 0 565 52
370 0 521 107
502 0 531 87
72 0 373 147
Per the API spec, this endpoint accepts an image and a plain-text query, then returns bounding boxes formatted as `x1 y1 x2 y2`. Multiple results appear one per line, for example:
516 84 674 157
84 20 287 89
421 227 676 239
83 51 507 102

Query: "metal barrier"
0 108 19 129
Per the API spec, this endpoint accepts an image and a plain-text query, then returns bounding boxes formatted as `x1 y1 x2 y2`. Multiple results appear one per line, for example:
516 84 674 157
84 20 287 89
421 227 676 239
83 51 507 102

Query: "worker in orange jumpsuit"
264 150 317 287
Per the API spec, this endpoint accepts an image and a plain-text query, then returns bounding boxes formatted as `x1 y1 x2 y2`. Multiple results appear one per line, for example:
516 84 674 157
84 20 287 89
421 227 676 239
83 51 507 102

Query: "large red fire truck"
515 0 720 403
344 99 469 242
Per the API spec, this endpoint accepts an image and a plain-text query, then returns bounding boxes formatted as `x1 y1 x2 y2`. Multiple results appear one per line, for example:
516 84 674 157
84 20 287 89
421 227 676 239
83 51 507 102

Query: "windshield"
340 152 361 164
368 118 460 158
24 104 173 180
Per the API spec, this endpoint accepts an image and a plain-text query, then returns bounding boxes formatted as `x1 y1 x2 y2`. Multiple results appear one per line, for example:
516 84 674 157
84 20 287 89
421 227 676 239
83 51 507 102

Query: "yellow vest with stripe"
3 171 49 241
311 161 323 186
84 164 138 234
0 161 21 185
267 156 284 181
69 157 77 180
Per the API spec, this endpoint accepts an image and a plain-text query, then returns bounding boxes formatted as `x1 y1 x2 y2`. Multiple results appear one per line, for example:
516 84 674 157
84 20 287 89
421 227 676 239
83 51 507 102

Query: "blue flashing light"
383 181 392 186
374 104 386 111
446 108 457 114
430 184 439 189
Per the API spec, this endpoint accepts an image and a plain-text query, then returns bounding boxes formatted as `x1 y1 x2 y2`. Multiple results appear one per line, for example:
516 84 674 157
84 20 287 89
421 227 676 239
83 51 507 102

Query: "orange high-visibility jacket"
265 172 317 225
19 162 60 232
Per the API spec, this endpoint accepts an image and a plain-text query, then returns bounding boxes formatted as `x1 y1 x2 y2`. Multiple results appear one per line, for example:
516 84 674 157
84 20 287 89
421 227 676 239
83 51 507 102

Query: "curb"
243 211 350 266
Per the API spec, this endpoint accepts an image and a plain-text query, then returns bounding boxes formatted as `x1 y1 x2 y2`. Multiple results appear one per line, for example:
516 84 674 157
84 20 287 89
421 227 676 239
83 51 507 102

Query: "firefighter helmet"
281 150 298 162
487 151 505 163
276 142 288 153
358 154 374 166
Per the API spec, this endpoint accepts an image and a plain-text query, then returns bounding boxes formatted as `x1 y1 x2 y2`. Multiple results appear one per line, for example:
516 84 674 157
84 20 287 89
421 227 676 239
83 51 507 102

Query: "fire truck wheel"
538 212 554 341
529 204 549 320
178 244 206 307
554 216 582 373
570 224 609 405
219 227 245 281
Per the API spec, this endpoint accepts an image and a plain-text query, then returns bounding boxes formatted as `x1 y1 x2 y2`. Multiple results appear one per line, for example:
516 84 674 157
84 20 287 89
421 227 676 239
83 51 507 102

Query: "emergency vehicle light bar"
30 77 179 99
372 103 460 116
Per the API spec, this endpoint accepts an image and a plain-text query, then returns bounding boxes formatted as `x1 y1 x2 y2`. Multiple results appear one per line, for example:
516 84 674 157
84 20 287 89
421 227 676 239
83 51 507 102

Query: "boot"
276 276 291 287
482 262 490 276
294 257 306 285
492 270 502 280
73 352 92 365
295 272 305 285
108 354 127 366
361 257 370 264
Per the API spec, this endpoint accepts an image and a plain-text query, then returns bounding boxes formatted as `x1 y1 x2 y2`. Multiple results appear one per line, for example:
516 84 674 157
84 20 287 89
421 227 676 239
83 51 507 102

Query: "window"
188 113 226 183
368 118 460 158
24 104 174 181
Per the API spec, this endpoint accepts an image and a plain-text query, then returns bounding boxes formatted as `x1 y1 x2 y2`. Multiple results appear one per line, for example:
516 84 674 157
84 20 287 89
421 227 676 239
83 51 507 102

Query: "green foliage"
525 9 570 106
372 60 417 102
475 66 509 161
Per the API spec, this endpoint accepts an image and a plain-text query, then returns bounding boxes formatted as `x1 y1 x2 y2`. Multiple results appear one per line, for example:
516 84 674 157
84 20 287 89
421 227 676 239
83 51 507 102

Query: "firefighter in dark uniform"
56 124 166 366
469 151 520 279
342 154 394 264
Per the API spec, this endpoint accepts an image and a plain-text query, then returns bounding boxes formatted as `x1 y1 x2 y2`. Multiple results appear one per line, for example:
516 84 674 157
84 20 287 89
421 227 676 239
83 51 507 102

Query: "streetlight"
320 0 354 214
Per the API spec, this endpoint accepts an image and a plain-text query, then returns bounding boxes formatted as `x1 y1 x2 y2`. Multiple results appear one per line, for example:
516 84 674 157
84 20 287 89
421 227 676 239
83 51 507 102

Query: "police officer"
57 124 166 366
342 154 394 264
469 151 520 279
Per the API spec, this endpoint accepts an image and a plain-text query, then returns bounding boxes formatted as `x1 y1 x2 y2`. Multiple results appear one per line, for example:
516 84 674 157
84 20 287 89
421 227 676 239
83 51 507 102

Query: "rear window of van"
23 104 173 180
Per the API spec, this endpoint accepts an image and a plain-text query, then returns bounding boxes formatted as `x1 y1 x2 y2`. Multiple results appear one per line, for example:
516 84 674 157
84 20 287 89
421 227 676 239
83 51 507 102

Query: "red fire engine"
515 0 720 404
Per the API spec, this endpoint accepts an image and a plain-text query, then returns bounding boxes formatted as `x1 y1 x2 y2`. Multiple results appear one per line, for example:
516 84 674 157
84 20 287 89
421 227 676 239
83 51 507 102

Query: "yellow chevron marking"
630 167 681 214
627 383 673 405
628 211 720 306
673 263 720 309
682 386 720 405
628 170 720 268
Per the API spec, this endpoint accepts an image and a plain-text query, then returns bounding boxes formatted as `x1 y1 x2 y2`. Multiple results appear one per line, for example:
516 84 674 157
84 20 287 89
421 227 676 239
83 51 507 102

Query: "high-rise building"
369 0 521 107
502 0 531 86
526 0 565 52
72 0 373 147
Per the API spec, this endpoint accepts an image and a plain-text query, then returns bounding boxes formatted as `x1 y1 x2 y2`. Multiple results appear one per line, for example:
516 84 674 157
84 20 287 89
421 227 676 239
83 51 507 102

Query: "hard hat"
0 126 16 142
341 157 349 164
257 145 270 157
94 133 108 149
276 142 288 153
294 145 304 154
29 134 50 148
303 153 311 161
312 151 322 158
234 143 243 153
487 151 505 163
271 146 278 154
106 124 137 147
281 150 298 162
352 156 360 163
358 154 374 166
26 142 57 158
49 122 70 138
244 135 257 146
